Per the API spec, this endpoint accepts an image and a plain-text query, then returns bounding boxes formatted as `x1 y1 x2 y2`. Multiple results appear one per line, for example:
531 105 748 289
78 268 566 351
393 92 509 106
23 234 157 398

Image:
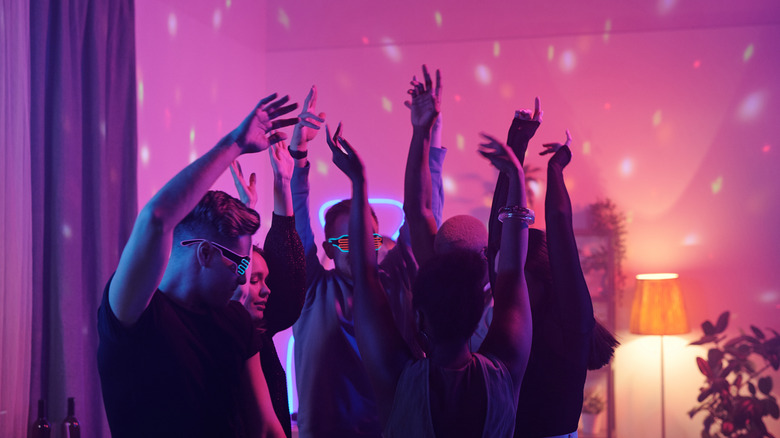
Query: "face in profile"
232 249 271 322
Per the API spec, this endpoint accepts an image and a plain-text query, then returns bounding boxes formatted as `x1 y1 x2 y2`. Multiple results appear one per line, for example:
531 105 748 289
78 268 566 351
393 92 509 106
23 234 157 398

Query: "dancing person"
289 84 447 437
97 94 297 438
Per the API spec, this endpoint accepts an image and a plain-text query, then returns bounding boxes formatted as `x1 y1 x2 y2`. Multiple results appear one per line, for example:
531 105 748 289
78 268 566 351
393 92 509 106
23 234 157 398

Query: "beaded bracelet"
497 206 535 225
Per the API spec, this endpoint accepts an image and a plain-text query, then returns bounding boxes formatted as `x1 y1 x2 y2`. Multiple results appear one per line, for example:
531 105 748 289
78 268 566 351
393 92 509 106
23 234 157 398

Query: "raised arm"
326 125 412 424
289 86 326 285
477 133 532 395
403 65 441 267
263 141 306 334
109 94 297 326
487 98 541 289
541 130 595 334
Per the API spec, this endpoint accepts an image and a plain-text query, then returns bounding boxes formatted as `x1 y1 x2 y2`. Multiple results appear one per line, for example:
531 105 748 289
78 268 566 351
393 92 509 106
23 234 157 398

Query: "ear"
322 240 336 260
195 241 216 268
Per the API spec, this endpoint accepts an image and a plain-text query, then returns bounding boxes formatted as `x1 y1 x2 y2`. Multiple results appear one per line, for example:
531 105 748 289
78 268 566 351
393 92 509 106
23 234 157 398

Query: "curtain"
1 0 33 436
26 0 138 436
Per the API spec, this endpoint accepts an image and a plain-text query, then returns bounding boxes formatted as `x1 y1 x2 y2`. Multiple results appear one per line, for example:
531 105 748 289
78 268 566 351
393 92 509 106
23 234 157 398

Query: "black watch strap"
289 149 308 160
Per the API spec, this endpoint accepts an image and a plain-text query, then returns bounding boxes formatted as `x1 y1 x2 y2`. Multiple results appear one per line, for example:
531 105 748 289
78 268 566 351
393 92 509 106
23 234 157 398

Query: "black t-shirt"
97 276 257 438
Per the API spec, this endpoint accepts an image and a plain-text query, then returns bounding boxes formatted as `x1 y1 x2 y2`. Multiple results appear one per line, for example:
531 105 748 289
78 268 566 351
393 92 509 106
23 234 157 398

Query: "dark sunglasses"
180 239 250 276
327 234 383 253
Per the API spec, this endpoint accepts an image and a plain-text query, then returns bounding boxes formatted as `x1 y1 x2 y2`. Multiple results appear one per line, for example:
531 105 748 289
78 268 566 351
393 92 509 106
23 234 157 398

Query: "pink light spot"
693 60 701 69
362 36 369 45
604 102 611 110
454 94 461 102
762 144 771 153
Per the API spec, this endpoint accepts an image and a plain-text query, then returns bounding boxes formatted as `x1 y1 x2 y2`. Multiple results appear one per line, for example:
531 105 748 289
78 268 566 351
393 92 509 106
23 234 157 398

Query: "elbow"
138 203 172 235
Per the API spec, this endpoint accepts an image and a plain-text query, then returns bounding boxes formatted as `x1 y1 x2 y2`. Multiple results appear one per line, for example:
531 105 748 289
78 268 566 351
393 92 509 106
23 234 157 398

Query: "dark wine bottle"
31 399 51 438
62 397 81 438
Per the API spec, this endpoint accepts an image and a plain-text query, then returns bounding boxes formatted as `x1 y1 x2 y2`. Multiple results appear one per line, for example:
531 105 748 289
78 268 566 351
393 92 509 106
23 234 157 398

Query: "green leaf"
751 325 766 340
702 321 716 336
765 398 780 419
749 382 757 395
715 311 730 334
697 357 712 378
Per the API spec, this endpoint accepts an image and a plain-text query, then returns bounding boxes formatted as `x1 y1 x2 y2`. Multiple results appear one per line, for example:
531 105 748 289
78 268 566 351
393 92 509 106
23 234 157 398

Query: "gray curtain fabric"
28 0 137 435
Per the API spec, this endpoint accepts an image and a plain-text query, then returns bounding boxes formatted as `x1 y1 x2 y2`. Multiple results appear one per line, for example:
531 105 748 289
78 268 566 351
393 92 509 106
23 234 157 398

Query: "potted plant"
689 311 780 437
581 389 606 434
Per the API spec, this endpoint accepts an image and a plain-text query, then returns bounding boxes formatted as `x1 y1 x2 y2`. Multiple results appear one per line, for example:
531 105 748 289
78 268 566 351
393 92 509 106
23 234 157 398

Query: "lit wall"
136 1 780 436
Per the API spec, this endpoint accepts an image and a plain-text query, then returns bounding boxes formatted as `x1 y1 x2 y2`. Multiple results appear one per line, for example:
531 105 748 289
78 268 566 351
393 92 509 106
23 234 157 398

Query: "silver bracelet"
497 206 535 225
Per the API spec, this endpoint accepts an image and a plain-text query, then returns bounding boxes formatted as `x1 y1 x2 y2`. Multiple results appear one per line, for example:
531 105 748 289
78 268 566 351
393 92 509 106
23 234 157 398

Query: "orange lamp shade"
630 273 690 335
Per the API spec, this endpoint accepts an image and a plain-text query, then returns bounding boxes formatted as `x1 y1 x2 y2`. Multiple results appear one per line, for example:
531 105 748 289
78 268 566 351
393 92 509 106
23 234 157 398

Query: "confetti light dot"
381 96 392 112
762 144 771 153
226 0 231 8
499 83 514 99
682 233 700 246
278 8 290 30
454 94 461 102
602 19 612 42
168 13 178 37
140 143 150 166
657 0 676 14
362 36 369 45
62 224 73 239
693 60 701 69
619 158 633 177
456 134 465 150
758 290 779 304
652 110 663 127
443 176 456 194
189 149 198 164
213 9 222 30
547 45 555 61
316 160 328 176
190 128 196 145
475 64 492 85
138 81 144 105
528 179 541 199
711 176 723 194
582 141 592 155
604 102 611 110
559 50 576 73
381 38 402 63
100 121 106 138
434 11 442 28
482 195 492 208
738 91 764 121
493 41 500 58
743 44 754 62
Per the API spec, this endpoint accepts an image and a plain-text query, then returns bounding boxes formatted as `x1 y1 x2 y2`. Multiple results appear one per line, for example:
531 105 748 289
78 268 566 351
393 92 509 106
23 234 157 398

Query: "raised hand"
326 123 364 182
290 86 326 151
507 96 543 158
404 65 441 130
230 93 299 154
479 132 522 178
229 160 258 209
540 129 572 156
269 138 295 182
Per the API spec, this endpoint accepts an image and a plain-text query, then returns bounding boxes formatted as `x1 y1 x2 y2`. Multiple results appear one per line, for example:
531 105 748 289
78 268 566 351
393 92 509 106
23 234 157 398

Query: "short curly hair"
174 190 260 243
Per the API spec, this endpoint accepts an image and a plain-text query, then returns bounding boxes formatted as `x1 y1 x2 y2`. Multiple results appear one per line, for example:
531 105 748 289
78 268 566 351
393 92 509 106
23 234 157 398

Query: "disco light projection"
693 60 701 69
443 175 456 194
743 44 755 62
277 8 290 30
213 9 222 30
190 128 196 145
603 19 612 42
482 195 492 208
493 41 501 57
362 36 369 45
168 13 177 37
582 140 591 155
140 143 151 166
226 0 231 8
381 37 402 63
682 233 700 246
189 149 198 164
559 50 576 73
454 94 461 102
381 96 393 112
711 176 723 194
434 11 442 28
100 121 106 139
547 45 555 61
318 198 405 240
619 157 633 177
738 91 765 121
456 133 465 150
763 144 771 153
475 64 492 85
652 110 663 127
758 290 779 304
62 224 73 239
138 81 144 106
500 83 514 99
657 0 677 15
316 159 329 176
528 179 541 199
604 102 611 110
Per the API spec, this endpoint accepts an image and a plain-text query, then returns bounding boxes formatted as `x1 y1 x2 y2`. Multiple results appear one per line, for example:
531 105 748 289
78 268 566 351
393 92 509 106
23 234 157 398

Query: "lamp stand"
660 334 666 438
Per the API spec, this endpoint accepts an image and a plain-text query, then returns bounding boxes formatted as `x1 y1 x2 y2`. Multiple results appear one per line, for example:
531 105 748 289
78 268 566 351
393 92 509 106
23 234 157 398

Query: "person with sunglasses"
97 94 298 438
288 84 447 438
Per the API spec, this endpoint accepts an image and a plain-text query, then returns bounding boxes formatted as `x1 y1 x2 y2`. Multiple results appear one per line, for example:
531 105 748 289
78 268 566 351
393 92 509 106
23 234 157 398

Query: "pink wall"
136 0 780 435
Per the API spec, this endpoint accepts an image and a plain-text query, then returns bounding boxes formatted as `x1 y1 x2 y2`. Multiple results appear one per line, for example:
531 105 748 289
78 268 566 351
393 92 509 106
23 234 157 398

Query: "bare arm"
403 65 441 267
477 133 532 396
109 94 298 326
239 353 286 438
326 126 412 424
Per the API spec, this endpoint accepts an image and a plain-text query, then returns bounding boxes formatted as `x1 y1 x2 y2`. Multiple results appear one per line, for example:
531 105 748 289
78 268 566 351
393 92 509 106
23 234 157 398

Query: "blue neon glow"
317 198 404 241
287 335 295 414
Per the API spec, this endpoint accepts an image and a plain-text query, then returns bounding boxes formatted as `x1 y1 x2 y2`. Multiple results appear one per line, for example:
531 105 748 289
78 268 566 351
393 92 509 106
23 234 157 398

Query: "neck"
159 265 208 313
427 338 472 369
